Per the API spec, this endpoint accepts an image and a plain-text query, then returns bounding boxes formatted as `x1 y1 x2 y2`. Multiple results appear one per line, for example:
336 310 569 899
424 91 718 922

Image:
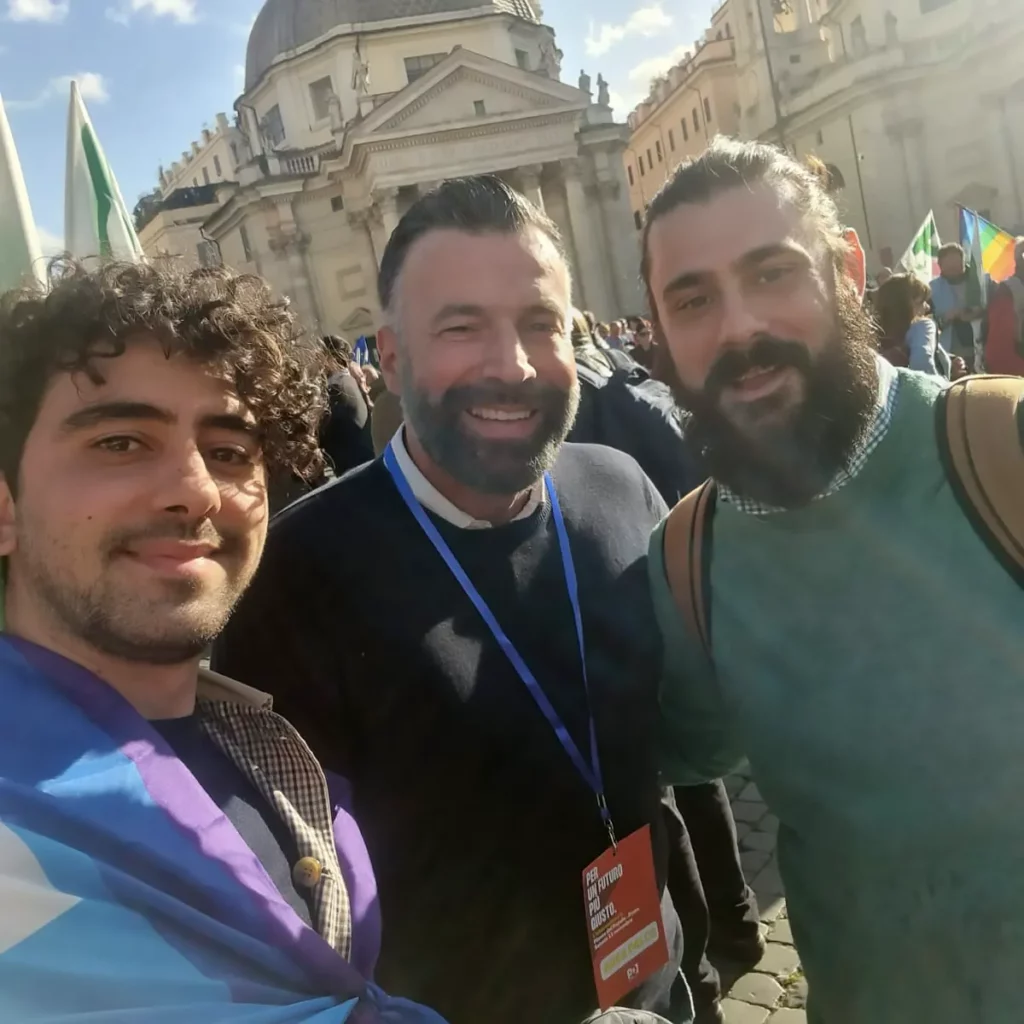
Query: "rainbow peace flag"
958 207 1017 283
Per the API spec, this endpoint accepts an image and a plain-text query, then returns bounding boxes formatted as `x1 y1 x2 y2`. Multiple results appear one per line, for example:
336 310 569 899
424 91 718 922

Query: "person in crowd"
361 363 386 401
572 310 619 378
630 319 657 372
606 319 629 351
983 236 1024 375
930 242 983 371
0 260 445 1024
643 136 1024 1024
873 272 952 377
594 321 610 341
875 266 893 287
320 334 375 476
216 178 691 1024
803 154 841 197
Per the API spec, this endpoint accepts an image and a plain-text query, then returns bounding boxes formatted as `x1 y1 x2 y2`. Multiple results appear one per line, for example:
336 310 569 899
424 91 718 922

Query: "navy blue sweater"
215 443 679 1024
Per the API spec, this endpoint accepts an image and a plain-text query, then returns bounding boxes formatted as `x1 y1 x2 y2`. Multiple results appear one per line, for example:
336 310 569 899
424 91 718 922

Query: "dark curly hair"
0 258 328 486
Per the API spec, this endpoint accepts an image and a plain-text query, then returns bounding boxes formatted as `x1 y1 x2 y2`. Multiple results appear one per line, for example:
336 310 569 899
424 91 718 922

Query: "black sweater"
214 443 678 1024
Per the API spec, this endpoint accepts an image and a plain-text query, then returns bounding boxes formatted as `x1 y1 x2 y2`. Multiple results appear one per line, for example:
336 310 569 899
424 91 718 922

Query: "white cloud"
7 0 69 22
106 0 197 24
627 44 691 84
585 3 673 57
36 226 65 256
6 71 109 110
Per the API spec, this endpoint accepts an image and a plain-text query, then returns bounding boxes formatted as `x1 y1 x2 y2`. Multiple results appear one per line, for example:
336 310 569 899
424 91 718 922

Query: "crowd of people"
869 236 1024 380
0 136 1022 1024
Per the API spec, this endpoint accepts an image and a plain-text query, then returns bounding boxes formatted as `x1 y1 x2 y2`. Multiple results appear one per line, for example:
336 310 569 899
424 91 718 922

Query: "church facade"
137 0 642 335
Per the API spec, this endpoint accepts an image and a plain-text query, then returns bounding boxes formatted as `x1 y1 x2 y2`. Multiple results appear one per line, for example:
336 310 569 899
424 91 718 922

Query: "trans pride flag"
0 636 448 1024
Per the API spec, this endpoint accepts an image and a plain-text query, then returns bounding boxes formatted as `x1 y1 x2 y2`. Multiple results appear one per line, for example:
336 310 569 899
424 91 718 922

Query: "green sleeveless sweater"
651 370 1024 1024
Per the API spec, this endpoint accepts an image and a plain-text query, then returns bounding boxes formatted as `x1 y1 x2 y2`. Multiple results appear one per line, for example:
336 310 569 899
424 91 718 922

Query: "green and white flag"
0 93 45 293
65 80 144 262
898 211 941 285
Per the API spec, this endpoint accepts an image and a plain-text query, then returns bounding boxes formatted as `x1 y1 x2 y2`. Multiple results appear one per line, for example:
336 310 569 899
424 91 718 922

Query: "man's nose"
154 443 223 518
484 324 537 384
716 285 769 349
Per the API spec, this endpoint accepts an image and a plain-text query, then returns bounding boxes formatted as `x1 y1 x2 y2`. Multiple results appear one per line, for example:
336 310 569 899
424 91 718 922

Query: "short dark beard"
665 287 879 509
19 518 251 665
399 368 580 495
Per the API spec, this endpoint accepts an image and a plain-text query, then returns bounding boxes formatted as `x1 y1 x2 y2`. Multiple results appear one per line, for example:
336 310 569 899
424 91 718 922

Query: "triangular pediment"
358 48 586 137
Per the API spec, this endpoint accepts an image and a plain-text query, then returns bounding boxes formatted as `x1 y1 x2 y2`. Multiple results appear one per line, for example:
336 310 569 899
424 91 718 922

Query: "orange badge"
582 824 670 1010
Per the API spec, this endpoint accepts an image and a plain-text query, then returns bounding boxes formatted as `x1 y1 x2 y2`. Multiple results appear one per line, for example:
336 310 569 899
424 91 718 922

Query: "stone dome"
245 0 539 90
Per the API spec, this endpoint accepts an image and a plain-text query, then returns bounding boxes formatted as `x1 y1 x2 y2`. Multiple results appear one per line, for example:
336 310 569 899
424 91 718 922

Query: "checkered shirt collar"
716 356 900 517
194 669 353 959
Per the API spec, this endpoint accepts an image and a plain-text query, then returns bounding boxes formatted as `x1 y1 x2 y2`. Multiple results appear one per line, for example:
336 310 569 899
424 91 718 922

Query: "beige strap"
940 375 1024 585
663 480 716 660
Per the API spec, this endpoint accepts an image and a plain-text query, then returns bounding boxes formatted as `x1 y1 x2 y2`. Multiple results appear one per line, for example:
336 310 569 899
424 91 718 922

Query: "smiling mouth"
726 366 794 400
468 406 536 421
120 543 221 574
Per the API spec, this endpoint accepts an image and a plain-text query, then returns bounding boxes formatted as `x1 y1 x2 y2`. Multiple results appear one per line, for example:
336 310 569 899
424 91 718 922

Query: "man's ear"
375 325 401 396
0 475 16 557
842 228 867 300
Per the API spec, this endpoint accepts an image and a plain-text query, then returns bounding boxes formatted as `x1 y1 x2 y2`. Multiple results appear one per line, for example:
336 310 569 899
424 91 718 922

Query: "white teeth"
470 408 533 421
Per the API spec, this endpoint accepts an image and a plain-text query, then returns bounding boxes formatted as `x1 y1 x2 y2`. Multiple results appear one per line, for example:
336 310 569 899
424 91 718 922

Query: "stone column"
562 158 614 318
518 164 546 211
595 175 644 315
268 230 318 328
350 205 387 269
373 188 401 249
244 106 264 158
989 94 1024 227
885 118 927 251
345 208 384 313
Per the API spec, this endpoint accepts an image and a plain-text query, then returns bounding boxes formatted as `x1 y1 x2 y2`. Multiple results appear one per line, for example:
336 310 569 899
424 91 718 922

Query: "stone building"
625 0 1024 272
138 0 644 335
625 1 742 224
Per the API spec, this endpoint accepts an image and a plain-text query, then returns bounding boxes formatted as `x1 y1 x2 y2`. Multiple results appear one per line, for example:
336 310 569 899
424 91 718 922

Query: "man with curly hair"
0 260 446 1024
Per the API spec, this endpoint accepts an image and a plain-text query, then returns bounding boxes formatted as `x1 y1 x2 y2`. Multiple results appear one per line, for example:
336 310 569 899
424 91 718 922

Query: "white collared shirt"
389 427 544 529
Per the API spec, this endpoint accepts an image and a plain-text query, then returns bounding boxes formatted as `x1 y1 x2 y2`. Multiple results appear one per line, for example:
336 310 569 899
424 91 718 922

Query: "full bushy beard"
665 287 879 510
399 361 581 495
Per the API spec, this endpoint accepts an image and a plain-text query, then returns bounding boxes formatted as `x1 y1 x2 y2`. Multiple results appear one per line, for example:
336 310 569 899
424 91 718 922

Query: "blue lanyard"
383 443 615 844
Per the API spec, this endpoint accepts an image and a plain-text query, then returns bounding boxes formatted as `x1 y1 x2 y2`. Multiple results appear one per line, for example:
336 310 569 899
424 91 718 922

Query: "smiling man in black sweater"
215 177 689 1024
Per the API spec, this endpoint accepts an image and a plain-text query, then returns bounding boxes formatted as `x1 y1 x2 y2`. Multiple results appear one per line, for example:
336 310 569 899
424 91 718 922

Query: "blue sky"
0 0 718 251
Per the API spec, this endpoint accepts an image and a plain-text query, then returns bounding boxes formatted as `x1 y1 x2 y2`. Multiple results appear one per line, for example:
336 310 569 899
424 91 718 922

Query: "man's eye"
758 266 793 284
443 324 474 336
676 295 710 313
94 436 143 454
209 447 252 466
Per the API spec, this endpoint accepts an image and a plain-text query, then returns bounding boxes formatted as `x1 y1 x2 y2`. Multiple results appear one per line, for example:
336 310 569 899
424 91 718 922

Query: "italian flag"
0 92 45 292
898 211 941 285
65 80 144 263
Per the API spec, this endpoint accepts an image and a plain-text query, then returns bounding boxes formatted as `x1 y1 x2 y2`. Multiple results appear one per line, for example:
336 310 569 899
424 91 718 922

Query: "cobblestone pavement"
717 771 806 1024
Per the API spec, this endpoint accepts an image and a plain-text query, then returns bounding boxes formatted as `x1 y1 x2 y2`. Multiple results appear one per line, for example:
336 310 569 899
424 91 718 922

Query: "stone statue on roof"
538 36 561 78
352 46 371 95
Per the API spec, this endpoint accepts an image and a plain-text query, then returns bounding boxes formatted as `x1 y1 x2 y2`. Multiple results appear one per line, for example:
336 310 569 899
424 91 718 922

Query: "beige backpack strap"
937 375 1024 587
662 480 717 661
